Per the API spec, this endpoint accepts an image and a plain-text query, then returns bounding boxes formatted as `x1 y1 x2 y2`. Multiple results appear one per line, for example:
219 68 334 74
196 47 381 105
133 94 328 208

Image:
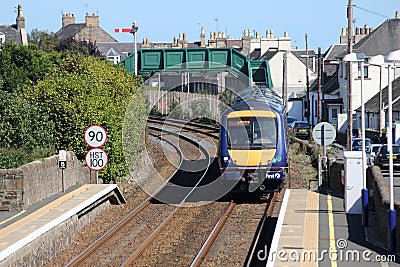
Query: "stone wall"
367 166 400 250
0 200 111 266
325 159 344 196
0 151 91 211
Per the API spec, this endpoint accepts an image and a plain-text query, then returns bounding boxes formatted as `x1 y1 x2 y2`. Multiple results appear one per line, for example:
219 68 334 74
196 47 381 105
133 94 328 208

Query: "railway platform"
0 184 125 266
267 188 399 266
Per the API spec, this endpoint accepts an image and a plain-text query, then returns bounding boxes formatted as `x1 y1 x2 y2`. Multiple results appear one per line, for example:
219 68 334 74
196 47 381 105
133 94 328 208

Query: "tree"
28 29 59 52
25 55 146 182
55 37 103 57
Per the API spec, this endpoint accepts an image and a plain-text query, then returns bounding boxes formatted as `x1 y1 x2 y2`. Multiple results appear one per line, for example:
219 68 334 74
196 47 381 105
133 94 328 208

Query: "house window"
358 60 368 78
0 33 5 45
106 55 120 64
332 108 338 119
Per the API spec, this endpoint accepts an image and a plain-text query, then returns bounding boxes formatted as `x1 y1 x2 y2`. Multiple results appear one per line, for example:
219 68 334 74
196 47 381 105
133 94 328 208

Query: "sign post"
312 122 336 188
84 125 108 184
59 150 67 192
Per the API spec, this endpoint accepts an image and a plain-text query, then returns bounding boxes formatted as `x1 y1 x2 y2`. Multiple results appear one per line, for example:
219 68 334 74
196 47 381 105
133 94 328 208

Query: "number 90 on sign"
85 148 108 171
84 125 107 148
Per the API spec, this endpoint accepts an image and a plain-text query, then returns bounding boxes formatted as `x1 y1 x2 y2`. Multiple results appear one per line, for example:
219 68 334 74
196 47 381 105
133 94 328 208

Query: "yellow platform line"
327 194 337 267
301 191 319 267
0 210 26 226
0 184 93 238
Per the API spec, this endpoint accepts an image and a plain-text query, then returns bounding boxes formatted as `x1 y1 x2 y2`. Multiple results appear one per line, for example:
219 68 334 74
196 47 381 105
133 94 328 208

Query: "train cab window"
227 117 277 150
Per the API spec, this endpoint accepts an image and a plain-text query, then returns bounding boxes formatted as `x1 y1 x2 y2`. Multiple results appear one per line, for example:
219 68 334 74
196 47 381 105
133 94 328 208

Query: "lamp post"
385 49 400 252
343 52 368 227
368 55 385 137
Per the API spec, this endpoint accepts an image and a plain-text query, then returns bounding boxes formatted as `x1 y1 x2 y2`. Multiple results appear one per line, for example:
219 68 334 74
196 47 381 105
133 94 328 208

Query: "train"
218 86 287 193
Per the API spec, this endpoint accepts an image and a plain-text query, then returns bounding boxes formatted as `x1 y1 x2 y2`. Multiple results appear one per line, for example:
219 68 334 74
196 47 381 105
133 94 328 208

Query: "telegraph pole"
317 47 322 123
305 34 310 123
347 0 354 150
282 51 288 115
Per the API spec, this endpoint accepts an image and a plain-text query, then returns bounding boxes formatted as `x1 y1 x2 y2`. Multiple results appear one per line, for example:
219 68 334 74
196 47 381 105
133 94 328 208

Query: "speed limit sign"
85 148 108 171
85 125 107 147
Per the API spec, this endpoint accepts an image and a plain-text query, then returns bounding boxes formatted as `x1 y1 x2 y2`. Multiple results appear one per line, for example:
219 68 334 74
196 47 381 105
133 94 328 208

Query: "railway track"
64 117 283 266
66 121 214 266
147 115 219 140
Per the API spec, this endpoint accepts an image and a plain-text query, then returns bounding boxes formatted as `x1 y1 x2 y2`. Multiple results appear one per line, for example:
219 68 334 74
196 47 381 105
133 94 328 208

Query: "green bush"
0 43 146 183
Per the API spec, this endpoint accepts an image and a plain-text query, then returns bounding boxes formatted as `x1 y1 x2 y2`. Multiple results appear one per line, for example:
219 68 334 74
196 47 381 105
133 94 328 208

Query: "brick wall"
0 151 91 211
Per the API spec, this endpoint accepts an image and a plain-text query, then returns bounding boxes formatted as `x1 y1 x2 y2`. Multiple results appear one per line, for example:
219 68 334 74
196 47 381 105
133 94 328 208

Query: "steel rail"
65 130 184 267
147 115 218 132
190 200 236 267
244 192 277 267
120 124 212 266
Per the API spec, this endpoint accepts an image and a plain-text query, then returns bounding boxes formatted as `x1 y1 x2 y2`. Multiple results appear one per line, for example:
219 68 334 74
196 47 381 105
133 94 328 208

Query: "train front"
219 101 287 193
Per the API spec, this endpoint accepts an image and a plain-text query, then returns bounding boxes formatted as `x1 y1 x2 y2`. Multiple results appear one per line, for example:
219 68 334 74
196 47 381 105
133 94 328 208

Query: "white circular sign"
84 125 107 147
85 148 108 171
312 122 336 146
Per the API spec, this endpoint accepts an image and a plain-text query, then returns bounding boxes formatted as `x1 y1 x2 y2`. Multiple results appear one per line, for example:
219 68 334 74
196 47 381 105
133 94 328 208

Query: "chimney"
183 33 186 40
200 26 206 47
213 32 217 40
16 4 26 29
62 13 75 28
396 11 399 19
85 13 99 27
364 24 369 35
255 32 259 39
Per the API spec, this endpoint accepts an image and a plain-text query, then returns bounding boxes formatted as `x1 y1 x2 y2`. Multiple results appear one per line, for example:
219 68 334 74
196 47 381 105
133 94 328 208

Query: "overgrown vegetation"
288 134 319 188
0 40 146 183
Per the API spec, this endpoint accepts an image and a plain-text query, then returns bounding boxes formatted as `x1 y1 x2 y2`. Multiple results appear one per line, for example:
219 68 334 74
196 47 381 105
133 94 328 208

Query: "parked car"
351 138 371 153
290 121 311 139
351 138 372 164
374 144 400 168
286 116 297 125
369 144 383 165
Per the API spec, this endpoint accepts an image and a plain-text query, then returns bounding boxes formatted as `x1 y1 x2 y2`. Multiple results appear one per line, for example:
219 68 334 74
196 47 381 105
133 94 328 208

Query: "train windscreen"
226 117 277 150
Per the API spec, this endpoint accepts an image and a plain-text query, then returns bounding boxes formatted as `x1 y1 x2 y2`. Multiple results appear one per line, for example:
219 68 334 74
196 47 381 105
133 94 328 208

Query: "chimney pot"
396 11 399 19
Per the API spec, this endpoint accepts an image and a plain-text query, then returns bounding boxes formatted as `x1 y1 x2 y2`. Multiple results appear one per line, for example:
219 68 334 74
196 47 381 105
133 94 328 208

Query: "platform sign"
85 148 108 171
312 122 336 146
84 125 107 148
59 150 67 169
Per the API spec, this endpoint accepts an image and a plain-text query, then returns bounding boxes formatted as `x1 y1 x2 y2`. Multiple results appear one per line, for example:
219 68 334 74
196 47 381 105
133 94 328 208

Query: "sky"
2 0 400 52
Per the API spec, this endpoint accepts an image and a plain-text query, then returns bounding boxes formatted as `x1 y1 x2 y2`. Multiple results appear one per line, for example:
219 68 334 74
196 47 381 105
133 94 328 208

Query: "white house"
337 17 400 133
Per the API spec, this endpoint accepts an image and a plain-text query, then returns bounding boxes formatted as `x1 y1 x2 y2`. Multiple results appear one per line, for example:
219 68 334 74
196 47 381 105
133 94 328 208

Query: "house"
336 15 400 133
56 12 117 43
0 4 28 45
